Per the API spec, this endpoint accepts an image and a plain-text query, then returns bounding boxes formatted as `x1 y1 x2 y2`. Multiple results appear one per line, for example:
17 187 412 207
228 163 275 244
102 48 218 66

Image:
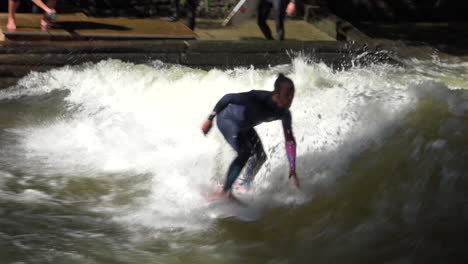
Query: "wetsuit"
208 90 297 192
257 0 293 40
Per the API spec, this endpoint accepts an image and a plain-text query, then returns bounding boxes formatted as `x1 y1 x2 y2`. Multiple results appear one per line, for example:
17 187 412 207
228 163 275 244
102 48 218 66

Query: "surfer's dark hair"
273 73 295 94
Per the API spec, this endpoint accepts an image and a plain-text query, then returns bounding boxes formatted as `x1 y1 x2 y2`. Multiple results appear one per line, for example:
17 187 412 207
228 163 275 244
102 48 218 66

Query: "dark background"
322 0 467 22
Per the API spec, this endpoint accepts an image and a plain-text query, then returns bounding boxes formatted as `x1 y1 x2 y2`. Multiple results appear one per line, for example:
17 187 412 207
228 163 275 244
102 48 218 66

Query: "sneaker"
44 11 57 23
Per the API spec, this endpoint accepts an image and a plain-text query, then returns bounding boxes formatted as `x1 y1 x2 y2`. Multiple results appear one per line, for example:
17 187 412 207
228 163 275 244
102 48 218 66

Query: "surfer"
257 0 297 40
201 73 300 200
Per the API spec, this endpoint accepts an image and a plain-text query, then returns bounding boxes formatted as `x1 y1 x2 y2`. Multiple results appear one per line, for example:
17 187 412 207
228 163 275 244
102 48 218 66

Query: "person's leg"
31 0 54 13
7 0 21 30
46 0 57 10
168 0 180 21
236 129 266 186
38 0 57 28
257 0 274 40
272 0 288 40
32 1 41 13
186 0 198 30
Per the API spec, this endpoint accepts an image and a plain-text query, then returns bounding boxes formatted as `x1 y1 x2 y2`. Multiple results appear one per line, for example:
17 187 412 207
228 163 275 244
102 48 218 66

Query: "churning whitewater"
0 57 467 263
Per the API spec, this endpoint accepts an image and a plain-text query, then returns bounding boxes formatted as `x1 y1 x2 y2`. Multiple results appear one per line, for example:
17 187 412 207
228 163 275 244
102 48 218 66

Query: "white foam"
19 189 53 202
3 57 465 231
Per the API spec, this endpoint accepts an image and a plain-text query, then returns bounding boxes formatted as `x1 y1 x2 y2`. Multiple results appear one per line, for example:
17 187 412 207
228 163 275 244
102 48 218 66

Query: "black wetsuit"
208 90 296 191
257 0 291 40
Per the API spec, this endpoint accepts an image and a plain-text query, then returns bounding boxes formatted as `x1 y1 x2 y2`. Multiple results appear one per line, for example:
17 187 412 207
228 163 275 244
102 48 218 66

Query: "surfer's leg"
216 115 247 192
223 149 250 192
239 129 266 186
272 0 287 40
257 0 274 40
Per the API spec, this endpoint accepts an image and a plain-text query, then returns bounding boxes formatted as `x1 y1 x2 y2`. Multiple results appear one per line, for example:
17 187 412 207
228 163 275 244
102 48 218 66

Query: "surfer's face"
273 84 295 109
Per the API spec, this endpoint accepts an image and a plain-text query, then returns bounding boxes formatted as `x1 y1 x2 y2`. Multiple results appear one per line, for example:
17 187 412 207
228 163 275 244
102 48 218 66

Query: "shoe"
41 11 57 30
44 11 57 23
167 16 179 22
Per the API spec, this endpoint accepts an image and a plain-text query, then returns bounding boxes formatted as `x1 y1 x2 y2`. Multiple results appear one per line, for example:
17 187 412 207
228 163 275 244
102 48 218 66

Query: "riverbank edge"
0 40 385 89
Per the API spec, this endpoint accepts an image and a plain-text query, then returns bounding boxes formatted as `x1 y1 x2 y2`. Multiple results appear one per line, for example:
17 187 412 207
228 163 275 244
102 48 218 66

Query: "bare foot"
6 19 16 30
206 191 224 202
40 19 55 30
206 189 246 206
40 20 49 31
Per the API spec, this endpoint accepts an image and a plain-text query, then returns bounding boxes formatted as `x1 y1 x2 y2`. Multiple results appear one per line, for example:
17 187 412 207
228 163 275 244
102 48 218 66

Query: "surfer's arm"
282 111 300 188
282 112 296 169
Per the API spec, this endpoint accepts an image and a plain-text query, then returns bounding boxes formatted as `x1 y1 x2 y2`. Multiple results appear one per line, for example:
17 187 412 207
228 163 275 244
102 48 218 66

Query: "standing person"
6 0 58 30
257 0 297 40
201 74 300 200
167 0 199 31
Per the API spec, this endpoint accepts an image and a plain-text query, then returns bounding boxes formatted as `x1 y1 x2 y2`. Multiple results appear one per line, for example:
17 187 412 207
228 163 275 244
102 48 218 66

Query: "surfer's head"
273 73 295 109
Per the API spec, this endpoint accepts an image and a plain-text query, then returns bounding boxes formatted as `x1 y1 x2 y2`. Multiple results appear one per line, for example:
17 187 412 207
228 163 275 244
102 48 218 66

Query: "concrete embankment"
0 40 380 89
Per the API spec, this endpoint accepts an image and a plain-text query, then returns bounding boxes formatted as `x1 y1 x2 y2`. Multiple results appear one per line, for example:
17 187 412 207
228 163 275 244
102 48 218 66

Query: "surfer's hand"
201 119 212 135
289 168 300 188
286 2 296 16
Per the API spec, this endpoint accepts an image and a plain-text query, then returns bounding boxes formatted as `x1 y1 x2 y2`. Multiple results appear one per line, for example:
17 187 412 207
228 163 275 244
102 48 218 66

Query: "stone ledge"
184 40 347 53
0 53 181 66
0 40 376 78
0 40 187 54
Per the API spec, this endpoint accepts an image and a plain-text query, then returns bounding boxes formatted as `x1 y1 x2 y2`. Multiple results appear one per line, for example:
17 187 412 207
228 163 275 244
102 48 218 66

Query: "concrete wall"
0 40 360 72
0 40 383 89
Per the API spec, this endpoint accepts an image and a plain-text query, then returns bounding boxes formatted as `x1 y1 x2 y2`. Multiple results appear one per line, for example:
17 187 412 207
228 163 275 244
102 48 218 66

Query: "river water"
0 56 467 264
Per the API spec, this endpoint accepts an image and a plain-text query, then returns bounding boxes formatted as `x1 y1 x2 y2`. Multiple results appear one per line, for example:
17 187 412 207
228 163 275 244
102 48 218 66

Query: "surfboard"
206 197 260 222
222 0 260 26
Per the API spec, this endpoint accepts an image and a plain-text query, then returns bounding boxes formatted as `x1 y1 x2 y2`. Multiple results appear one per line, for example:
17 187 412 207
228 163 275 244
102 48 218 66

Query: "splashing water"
0 56 467 263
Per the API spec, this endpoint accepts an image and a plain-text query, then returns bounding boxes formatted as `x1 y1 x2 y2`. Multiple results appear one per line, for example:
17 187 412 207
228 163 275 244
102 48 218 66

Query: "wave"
0 57 466 235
